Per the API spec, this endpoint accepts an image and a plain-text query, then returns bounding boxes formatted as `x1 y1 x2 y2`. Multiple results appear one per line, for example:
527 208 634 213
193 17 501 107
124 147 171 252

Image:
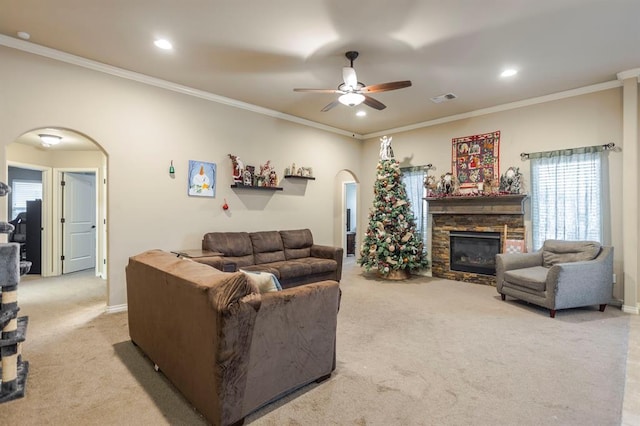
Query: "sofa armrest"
311 244 343 260
243 280 340 411
194 256 237 272
311 244 344 281
495 251 543 293
547 246 613 309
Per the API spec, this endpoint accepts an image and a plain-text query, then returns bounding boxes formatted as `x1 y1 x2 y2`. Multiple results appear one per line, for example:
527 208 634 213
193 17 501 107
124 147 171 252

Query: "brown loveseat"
126 249 341 426
195 229 343 288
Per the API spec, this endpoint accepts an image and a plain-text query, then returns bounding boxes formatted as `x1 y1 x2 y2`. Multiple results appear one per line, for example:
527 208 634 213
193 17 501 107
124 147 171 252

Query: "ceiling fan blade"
342 67 358 89
363 95 386 110
360 80 412 93
294 88 341 93
321 100 341 112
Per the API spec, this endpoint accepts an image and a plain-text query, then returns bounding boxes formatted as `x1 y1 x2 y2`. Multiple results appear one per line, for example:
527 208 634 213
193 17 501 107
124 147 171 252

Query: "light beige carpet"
0 261 630 425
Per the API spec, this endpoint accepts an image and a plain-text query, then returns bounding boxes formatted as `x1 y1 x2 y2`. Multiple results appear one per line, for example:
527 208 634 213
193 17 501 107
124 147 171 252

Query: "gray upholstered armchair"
496 240 613 318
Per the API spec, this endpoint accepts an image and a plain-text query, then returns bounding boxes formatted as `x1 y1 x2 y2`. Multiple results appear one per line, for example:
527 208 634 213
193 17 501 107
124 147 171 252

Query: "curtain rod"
520 142 615 160
400 164 433 172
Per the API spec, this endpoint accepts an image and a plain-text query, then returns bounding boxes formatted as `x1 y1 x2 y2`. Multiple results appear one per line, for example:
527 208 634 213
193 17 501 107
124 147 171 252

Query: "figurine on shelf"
437 172 458 195
424 174 438 197
228 154 244 183
260 160 275 187
243 170 253 186
483 177 495 195
269 169 278 187
499 167 523 194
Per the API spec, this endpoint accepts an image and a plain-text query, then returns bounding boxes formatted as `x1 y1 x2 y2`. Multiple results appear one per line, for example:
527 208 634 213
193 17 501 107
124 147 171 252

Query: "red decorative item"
222 199 229 210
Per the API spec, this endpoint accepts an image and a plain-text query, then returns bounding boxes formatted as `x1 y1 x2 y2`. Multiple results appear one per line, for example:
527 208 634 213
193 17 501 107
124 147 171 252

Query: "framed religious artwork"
451 130 500 189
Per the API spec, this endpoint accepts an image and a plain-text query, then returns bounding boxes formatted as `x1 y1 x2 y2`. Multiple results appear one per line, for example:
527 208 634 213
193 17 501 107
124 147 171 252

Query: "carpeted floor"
0 261 634 425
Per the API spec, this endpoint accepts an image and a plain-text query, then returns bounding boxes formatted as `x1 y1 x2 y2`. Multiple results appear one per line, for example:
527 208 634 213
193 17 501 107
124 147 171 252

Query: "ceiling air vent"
430 93 457 104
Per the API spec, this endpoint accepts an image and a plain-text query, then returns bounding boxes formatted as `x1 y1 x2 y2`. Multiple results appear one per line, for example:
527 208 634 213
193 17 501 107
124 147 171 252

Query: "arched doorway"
6 127 108 284
334 169 359 259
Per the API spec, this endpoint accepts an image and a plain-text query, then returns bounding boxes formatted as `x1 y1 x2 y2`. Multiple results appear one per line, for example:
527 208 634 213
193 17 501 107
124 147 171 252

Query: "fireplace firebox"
449 231 501 276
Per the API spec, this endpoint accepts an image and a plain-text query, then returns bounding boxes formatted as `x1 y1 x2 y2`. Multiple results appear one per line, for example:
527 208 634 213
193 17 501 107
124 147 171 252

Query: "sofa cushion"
276 261 314 279
280 229 313 259
542 240 601 267
203 232 254 257
250 231 286 264
240 269 282 293
245 260 312 280
291 257 337 275
504 266 549 292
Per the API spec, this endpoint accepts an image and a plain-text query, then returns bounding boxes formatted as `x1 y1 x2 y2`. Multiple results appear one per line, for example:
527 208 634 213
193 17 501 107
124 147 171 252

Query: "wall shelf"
284 175 315 180
230 184 283 191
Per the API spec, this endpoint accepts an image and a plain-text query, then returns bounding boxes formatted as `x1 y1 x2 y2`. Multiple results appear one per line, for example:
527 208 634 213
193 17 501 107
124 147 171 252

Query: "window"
531 150 604 250
11 180 42 220
401 168 428 249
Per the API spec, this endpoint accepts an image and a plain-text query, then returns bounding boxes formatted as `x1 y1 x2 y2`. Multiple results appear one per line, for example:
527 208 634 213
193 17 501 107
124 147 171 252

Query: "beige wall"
1 44 635 309
0 46 361 308
361 89 627 301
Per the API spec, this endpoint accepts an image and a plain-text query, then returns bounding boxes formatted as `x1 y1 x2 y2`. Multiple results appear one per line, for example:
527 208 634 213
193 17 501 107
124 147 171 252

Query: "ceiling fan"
294 51 412 112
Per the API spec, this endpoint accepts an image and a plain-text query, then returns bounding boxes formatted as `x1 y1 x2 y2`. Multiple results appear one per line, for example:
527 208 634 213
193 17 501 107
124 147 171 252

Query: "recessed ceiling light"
356 110 367 117
154 39 173 50
17 31 30 40
501 69 518 78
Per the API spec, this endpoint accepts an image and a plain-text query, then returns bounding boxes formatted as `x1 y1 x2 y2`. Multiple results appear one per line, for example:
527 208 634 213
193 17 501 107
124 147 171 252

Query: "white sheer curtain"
401 168 428 248
530 149 605 250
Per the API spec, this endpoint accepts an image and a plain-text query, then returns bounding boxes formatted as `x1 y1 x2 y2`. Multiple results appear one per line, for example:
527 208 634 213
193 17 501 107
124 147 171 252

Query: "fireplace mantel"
426 194 527 215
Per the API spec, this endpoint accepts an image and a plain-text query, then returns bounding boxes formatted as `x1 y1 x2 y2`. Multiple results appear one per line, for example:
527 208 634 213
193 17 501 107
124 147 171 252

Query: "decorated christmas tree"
358 136 429 279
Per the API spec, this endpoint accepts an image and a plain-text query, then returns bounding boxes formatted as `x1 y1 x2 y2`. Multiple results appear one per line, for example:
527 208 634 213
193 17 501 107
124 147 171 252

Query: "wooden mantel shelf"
425 194 527 215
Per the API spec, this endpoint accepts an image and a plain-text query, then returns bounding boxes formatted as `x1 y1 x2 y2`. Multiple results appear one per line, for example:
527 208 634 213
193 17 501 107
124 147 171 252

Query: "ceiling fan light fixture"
39 134 62 147
338 92 365 107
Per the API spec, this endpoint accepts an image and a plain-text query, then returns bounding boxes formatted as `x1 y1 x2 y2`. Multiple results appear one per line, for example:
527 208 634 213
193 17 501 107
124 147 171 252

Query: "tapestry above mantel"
451 130 500 189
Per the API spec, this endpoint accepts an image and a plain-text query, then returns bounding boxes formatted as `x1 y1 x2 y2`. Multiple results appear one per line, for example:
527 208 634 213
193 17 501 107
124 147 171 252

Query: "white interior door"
62 172 96 274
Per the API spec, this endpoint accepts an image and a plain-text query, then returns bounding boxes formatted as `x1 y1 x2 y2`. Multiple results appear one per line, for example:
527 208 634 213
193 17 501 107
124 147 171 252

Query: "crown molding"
0 34 361 139
364 80 623 139
617 68 640 81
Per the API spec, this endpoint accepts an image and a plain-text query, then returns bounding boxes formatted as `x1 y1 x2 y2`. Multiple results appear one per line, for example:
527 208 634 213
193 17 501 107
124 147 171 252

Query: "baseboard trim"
609 298 623 308
622 304 640 315
106 304 127 314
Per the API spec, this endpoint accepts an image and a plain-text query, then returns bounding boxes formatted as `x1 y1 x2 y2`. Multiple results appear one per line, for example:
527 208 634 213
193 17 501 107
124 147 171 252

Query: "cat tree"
0 181 30 402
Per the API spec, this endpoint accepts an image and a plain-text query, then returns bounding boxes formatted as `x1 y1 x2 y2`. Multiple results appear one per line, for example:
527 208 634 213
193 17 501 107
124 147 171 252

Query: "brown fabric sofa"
126 249 341 426
196 229 343 288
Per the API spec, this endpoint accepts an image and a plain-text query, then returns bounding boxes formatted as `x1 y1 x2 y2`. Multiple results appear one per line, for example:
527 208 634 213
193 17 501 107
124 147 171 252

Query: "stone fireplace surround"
427 195 527 286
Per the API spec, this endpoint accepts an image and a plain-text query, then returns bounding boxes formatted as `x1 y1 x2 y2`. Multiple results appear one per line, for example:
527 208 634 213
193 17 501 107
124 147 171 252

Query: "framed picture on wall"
188 160 216 197
452 130 500 189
